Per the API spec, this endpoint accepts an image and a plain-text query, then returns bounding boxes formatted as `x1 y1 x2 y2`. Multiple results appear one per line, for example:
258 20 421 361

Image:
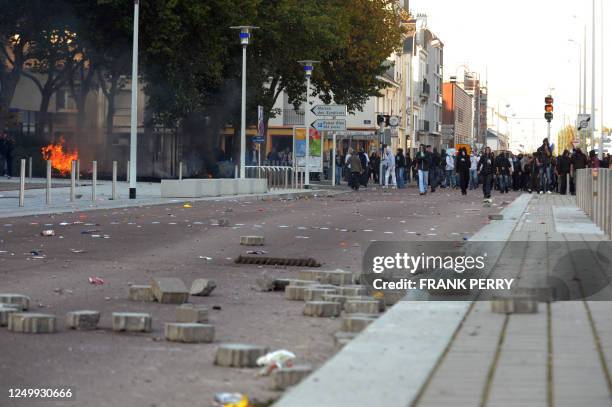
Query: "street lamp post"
568 39 582 115
230 25 259 179
129 0 139 199
591 0 596 155
297 60 319 189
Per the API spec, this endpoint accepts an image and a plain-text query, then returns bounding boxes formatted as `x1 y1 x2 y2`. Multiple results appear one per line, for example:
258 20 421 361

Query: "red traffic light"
545 104 553 113
545 96 554 104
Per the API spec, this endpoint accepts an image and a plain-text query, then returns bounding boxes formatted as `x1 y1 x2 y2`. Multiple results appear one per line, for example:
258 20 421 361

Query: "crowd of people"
334 138 612 200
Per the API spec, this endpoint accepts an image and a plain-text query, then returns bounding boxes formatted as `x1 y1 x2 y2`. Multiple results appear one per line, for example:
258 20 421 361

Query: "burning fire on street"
41 138 79 175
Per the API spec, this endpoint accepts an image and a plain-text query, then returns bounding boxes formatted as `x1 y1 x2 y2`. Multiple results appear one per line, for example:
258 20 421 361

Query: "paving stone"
334 331 358 347
271 365 313 390
128 285 155 302
8 313 56 333
337 285 367 297
175 304 208 323
0 307 18 326
190 279 217 297
327 270 355 286
303 288 337 301
322 294 350 308
214 343 269 367
489 214 504 220
298 270 354 286
150 277 189 304
0 294 31 311
112 312 152 332
303 301 341 317
285 285 308 301
240 236 265 246
346 296 386 312
491 296 539 314
65 310 100 330
341 315 377 333
344 300 380 315
165 323 214 343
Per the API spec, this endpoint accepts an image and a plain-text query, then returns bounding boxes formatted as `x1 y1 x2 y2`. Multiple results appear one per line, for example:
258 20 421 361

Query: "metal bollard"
179 161 183 180
70 160 76 202
235 165 238 179
92 161 97 202
28 156 32 180
112 161 118 200
46 160 51 205
76 159 80 185
284 168 288 190
127 160 130 182
19 159 25 207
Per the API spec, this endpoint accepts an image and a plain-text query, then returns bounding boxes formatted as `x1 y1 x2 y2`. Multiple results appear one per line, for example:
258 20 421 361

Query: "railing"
245 165 305 190
575 168 611 238
282 109 305 126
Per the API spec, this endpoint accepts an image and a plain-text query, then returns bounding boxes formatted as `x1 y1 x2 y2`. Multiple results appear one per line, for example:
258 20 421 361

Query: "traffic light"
544 95 554 122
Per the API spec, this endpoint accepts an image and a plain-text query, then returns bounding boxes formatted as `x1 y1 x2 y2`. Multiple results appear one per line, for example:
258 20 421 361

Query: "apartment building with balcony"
442 80 473 149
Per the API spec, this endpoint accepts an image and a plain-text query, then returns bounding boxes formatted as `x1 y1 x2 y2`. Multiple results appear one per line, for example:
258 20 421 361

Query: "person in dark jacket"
429 146 440 193
415 144 430 195
369 151 380 184
456 147 471 195
495 152 512 194
478 147 495 200
570 148 587 195
556 149 571 195
395 148 406 189
358 148 369 187
512 154 523 191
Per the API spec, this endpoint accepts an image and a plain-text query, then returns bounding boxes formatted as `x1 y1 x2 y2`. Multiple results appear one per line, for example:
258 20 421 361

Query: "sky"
409 0 611 152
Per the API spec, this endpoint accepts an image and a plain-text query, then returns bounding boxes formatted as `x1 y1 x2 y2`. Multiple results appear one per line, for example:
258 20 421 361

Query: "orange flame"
41 138 78 175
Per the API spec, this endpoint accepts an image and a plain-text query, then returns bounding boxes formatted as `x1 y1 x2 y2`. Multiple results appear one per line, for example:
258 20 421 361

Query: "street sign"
388 116 400 127
577 114 591 131
310 104 347 117
311 119 346 132
252 135 264 144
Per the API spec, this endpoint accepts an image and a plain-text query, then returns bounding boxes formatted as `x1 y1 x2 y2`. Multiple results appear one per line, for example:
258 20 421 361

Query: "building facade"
442 81 473 148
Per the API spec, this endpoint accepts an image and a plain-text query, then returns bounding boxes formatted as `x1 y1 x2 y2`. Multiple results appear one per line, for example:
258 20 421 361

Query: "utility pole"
129 0 139 199
591 0 596 153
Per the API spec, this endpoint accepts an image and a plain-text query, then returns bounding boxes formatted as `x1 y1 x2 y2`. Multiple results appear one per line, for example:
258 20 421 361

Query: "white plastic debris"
256 350 296 376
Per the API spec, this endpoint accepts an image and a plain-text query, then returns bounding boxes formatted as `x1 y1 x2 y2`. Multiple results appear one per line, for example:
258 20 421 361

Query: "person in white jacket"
469 153 479 190
383 147 396 188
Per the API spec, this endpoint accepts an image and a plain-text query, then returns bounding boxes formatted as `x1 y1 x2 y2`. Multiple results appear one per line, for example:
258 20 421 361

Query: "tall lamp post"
568 38 583 116
230 25 259 179
129 0 139 199
297 60 319 189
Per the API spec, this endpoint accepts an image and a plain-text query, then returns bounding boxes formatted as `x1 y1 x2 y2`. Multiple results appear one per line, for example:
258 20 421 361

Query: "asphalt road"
0 184 519 407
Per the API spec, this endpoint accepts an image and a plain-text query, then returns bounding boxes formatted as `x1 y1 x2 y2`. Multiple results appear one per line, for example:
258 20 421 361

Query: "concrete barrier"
575 168 611 238
160 178 268 198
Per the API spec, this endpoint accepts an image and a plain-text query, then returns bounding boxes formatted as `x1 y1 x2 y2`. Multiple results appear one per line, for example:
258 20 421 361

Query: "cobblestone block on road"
271 365 313 390
303 288 337 301
344 300 380 315
8 313 56 333
333 331 358 348
298 270 353 286
303 301 341 317
0 306 18 326
341 314 377 333
337 285 366 297
128 285 155 302
190 279 217 297
240 236 265 246
65 310 100 330
322 294 350 308
150 277 189 304
491 296 539 314
346 296 386 312
0 293 31 310
327 270 355 286
165 323 214 343
112 312 152 332
214 344 269 367
175 304 208 323
285 285 308 301
285 279 319 287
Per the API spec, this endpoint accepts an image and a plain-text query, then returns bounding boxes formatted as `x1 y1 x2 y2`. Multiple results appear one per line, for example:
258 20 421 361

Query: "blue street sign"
253 136 264 144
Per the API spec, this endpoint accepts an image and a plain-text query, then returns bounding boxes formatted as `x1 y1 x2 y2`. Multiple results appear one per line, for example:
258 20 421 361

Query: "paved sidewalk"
0 177 331 218
274 194 612 407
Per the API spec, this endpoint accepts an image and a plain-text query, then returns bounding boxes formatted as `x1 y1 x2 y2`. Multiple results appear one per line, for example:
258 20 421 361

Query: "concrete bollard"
91 161 97 201
19 159 25 207
165 323 214 343
70 160 76 202
0 306 18 326
112 312 152 332
285 285 309 301
65 310 100 330
127 160 130 182
214 343 269 368
303 288 338 302
303 301 341 317
271 365 313 390
189 279 217 297
150 277 189 304
341 314 377 333
176 304 209 323
240 236 265 246
178 161 183 180
8 313 57 333
46 160 52 205
112 161 118 200
344 300 380 315
0 294 31 310
128 285 155 302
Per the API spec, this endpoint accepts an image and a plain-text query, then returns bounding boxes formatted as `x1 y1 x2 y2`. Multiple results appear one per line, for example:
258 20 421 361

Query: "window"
56 89 75 110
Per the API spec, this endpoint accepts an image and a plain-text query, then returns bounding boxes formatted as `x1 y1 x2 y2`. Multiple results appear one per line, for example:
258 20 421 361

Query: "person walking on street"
444 150 456 188
383 146 396 188
478 147 495 200
557 149 571 195
0 133 13 178
495 152 512 194
429 146 440 193
456 147 470 195
369 151 380 184
588 150 601 169
537 138 553 194
570 148 587 195
395 148 406 189
346 148 362 191
416 144 430 195
469 152 478 190
405 152 412 186
335 150 344 186
358 147 370 188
